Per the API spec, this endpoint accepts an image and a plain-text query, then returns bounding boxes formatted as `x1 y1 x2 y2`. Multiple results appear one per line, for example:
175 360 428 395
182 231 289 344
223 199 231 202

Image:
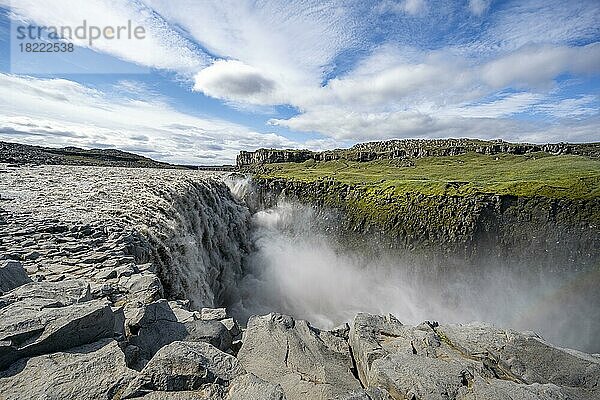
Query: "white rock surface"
0 339 137 400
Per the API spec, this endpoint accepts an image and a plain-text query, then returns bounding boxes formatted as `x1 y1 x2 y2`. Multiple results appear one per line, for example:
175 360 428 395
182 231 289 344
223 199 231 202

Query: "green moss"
255 152 600 200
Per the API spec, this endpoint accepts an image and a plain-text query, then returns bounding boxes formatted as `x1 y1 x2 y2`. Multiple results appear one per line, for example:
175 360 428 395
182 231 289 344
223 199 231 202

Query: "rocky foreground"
0 164 599 400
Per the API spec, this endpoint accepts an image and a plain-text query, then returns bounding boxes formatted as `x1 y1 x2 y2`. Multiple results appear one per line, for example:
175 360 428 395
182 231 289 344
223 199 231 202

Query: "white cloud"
270 108 437 140
1 0 598 151
3 0 207 72
270 106 599 143
144 0 360 87
193 60 283 105
481 43 600 89
441 93 544 119
482 0 600 51
376 0 428 15
0 73 304 164
268 40 599 142
468 0 492 16
532 95 599 119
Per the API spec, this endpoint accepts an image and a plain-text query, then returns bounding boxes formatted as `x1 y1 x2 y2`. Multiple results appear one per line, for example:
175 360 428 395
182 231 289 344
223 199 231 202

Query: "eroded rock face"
0 339 137 400
226 373 286 400
127 300 233 362
123 341 244 398
349 313 600 400
0 285 117 369
237 139 600 168
236 313 363 400
0 260 31 293
0 165 251 310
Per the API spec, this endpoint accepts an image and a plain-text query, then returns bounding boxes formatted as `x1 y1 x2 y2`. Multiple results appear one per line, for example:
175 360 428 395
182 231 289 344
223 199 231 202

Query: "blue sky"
0 0 598 164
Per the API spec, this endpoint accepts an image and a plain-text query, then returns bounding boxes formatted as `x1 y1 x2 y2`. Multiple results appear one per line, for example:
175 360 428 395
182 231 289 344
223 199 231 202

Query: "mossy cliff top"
248 151 599 266
253 152 600 200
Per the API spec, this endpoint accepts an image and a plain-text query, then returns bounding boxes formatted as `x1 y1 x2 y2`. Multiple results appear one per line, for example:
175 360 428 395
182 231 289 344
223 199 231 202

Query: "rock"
0 279 91 308
0 260 31 293
226 373 286 400
169 300 199 323
237 313 362 400
221 318 242 338
119 272 163 304
458 376 572 400
128 300 233 361
113 306 126 337
130 387 225 399
348 313 599 400
201 307 228 320
437 323 600 397
0 339 137 399
123 341 244 398
94 267 117 280
348 313 405 386
0 296 116 369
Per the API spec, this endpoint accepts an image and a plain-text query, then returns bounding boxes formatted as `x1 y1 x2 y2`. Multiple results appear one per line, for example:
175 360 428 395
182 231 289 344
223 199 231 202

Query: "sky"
0 0 598 165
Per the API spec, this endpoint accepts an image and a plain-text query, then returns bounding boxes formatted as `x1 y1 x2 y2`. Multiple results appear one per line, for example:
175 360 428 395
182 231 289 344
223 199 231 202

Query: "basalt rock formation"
247 177 600 269
237 139 600 168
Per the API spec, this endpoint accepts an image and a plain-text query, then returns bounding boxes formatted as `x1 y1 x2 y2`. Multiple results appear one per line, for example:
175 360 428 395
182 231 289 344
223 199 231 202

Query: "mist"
230 201 600 353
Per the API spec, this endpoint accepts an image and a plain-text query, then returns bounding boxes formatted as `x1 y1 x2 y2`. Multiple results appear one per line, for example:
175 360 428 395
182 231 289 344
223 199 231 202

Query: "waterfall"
142 176 252 309
222 175 599 353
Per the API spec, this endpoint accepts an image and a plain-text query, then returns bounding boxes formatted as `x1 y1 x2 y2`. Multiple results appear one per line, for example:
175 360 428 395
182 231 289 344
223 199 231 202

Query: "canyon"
0 140 598 399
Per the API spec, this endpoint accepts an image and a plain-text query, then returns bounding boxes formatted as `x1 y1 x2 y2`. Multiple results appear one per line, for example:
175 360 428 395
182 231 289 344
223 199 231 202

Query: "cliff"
237 138 600 167
249 177 600 268
243 140 600 268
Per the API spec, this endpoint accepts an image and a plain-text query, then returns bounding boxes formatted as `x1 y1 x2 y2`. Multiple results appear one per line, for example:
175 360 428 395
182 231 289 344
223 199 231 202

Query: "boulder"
221 317 242 338
436 323 600 392
119 272 163 304
342 387 393 400
0 339 137 400
128 300 232 361
226 373 286 400
201 307 228 320
348 313 405 387
0 279 91 308
348 313 599 400
236 313 362 400
123 341 244 398
0 297 116 369
458 376 573 400
0 260 31 293
168 300 199 323
129 387 225 399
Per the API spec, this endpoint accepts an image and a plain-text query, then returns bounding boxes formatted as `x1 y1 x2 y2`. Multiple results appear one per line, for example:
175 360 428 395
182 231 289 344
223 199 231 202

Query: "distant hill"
0 141 181 169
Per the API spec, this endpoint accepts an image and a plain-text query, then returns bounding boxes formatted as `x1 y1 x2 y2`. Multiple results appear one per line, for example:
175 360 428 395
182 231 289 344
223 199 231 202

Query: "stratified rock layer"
237 139 600 167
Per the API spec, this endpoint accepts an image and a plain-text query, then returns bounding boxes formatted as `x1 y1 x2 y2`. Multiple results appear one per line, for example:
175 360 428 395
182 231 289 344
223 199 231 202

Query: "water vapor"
230 200 599 353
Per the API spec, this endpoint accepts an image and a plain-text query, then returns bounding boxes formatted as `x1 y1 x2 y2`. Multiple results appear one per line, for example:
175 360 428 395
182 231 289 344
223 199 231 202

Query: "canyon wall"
237 139 600 167
246 177 600 269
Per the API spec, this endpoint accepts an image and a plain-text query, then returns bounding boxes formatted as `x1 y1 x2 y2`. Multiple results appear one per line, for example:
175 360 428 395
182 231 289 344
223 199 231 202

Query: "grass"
255 152 600 199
